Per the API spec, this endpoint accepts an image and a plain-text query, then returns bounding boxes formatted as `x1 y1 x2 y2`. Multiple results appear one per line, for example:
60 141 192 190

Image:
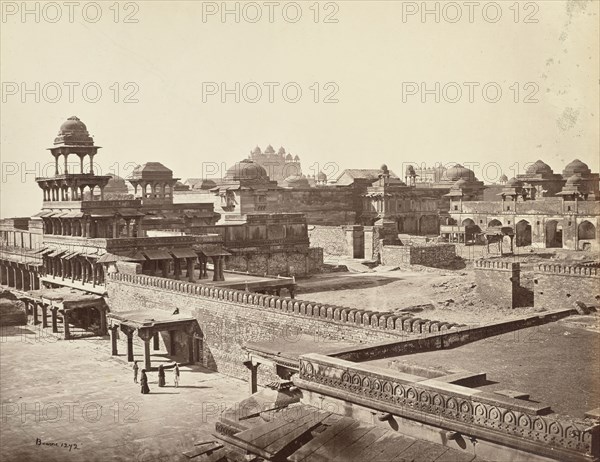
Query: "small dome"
317 171 327 181
506 177 523 187
566 174 583 186
526 160 553 175
251 146 262 155
278 147 286 155
283 174 310 188
405 165 415 175
264 144 275 154
54 115 94 146
285 153 293 161
446 164 475 182
563 159 591 177
225 159 268 181
499 174 508 182
293 154 300 161
380 164 388 171
59 116 87 134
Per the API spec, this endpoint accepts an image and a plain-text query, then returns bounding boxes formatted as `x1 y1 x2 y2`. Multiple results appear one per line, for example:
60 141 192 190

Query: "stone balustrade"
108 273 458 335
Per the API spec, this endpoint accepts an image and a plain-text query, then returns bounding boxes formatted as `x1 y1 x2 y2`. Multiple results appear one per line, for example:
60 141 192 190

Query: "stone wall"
106 273 428 384
474 260 524 309
381 244 456 268
307 226 349 258
296 353 598 461
534 264 600 309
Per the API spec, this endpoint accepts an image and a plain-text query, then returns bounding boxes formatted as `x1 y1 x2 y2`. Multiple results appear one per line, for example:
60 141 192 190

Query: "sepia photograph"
0 1 599 461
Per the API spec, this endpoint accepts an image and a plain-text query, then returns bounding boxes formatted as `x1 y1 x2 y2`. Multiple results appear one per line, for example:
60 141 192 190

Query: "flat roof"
364 319 600 418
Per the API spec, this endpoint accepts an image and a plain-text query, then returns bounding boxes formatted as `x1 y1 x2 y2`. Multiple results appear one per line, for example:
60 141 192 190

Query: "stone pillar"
161 260 168 278
100 309 107 336
110 326 119 356
153 332 159 350
169 330 176 354
63 311 71 340
92 264 97 287
0 264 7 285
244 361 259 394
187 335 195 365
126 332 134 362
212 257 224 282
51 307 58 333
143 338 151 370
60 260 65 281
173 259 181 280
32 302 39 325
187 258 196 282
15 267 23 290
41 304 48 328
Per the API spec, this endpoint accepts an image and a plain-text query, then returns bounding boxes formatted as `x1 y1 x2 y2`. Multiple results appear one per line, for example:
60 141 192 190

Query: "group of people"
133 361 180 394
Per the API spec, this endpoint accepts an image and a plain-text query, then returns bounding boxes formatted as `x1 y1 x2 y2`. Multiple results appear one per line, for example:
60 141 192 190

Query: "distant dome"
499 174 508 182
446 164 475 182
251 146 262 155
264 144 275 154
104 174 128 193
563 159 591 177
285 153 293 161
54 115 94 146
317 171 327 181
278 147 286 155
526 160 553 175
506 177 523 187
293 154 300 161
225 159 268 181
283 174 310 188
405 165 416 175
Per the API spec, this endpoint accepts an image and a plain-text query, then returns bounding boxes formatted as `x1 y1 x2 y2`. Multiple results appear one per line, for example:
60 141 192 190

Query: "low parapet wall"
295 353 599 461
474 260 527 308
535 264 600 309
106 273 459 382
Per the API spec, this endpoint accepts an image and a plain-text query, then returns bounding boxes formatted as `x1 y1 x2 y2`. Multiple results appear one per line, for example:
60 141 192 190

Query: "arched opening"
164 184 171 198
545 220 563 248
578 221 596 240
461 218 475 226
488 219 502 227
446 217 456 226
419 215 439 235
516 220 532 247
145 183 153 198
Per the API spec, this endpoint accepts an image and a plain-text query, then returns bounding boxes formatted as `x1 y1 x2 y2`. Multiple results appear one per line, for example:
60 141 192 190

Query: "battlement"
107 273 458 335
474 260 520 271
536 264 599 277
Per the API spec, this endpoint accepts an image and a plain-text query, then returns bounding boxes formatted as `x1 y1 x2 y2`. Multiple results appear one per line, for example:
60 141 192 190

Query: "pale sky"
1 0 598 218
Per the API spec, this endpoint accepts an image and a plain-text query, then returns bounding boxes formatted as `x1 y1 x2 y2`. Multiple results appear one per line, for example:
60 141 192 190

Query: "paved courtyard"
0 325 249 462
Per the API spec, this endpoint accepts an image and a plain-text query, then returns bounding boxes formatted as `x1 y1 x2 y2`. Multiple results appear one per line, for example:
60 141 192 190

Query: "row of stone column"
43 256 104 287
142 255 224 282
23 299 108 340
109 326 198 370
43 217 142 238
0 261 40 291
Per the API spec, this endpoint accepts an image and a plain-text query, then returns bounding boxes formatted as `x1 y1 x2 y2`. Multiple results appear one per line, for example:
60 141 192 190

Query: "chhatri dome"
53 115 94 146
225 159 268 181
525 160 553 175
446 164 476 182
563 159 591 177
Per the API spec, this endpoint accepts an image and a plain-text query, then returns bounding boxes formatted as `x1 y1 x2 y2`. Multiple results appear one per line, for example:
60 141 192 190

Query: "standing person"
140 369 150 394
133 361 139 384
173 363 180 388
158 364 166 387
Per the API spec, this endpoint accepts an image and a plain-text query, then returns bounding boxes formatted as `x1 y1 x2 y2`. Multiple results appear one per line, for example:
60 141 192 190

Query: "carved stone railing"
296 354 599 460
536 264 599 277
107 273 459 336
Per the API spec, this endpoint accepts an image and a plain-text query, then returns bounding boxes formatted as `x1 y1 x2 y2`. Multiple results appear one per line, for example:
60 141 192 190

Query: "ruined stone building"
441 160 600 251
